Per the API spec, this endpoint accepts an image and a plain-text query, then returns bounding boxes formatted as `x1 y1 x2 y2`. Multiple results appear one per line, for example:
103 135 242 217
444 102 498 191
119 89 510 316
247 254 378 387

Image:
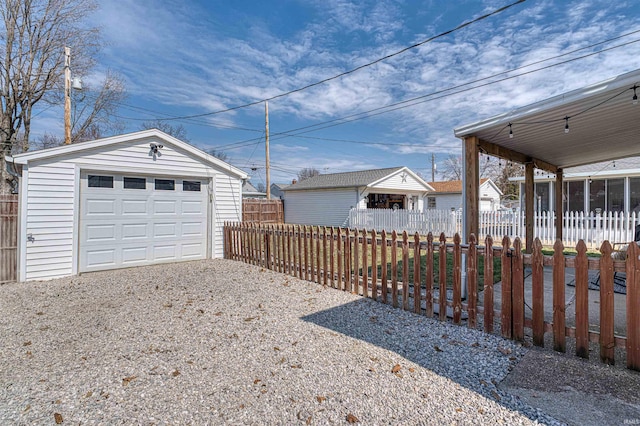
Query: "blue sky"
33 0 640 186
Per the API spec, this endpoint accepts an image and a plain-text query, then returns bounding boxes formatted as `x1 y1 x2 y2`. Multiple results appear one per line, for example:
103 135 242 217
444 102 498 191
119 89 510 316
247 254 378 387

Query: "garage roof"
454 69 640 169
8 129 248 179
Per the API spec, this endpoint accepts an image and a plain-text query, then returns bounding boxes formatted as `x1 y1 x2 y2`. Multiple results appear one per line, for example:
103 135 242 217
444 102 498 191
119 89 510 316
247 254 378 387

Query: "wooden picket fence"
223 222 640 371
0 195 18 284
242 199 284 224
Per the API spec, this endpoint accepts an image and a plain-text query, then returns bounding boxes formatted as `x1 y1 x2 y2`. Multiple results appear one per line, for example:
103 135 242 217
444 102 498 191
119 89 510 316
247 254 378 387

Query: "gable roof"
283 167 432 191
428 178 491 194
8 129 248 179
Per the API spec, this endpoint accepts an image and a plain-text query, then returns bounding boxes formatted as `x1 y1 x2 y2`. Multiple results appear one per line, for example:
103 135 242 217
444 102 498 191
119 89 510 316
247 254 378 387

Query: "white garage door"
79 172 209 273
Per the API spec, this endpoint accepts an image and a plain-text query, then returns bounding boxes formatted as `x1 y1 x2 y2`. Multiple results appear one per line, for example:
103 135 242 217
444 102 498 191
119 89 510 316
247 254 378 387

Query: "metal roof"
454 69 640 169
283 167 408 191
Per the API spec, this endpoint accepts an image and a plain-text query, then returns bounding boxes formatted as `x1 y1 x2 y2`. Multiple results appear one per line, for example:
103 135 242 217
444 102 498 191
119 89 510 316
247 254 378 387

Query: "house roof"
283 167 407 191
8 129 248 179
427 178 491 194
243 181 259 192
454 69 640 169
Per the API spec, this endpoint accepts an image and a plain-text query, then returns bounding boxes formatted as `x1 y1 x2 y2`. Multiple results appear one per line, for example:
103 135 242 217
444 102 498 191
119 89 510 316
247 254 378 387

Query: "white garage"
9 129 247 281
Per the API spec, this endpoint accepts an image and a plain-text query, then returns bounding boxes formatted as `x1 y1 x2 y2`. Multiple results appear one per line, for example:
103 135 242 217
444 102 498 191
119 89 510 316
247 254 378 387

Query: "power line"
135 0 526 122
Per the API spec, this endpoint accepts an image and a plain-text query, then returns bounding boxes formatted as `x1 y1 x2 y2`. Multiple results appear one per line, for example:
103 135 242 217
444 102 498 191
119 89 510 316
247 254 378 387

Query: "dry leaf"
491 391 501 401
172 369 180 377
408 368 415 373
306 415 312 425
23 404 30 412
54 413 63 424
273 347 280 351
23 341 31 346
25 351 33 358
122 376 136 386
471 342 480 347
84 391 93 398
394 372 403 378
163 303 172 308
254 379 261 384
244 317 256 322
498 347 512 355
214 311 223 316
368 367 376 372
391 364 401 373
290 364 302 369
346 413 359 423
434 345 443 352
455 408 462 412
316 396 326 403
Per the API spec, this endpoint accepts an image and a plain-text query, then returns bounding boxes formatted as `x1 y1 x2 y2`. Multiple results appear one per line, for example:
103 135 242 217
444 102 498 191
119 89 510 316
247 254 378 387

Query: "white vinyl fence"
348 208 640 248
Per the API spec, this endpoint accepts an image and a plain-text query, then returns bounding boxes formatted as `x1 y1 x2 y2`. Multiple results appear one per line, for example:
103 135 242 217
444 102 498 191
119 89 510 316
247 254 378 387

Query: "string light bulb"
564 116 570 134
633 85 638 105
508 123 513 139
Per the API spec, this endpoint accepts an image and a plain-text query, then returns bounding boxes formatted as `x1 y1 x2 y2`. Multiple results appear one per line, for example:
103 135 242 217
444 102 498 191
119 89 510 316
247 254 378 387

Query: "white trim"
367 166 435 192
208 174 215 258
8 129 248 179
18 166 27 282
72 165 80 275
75 163 216 179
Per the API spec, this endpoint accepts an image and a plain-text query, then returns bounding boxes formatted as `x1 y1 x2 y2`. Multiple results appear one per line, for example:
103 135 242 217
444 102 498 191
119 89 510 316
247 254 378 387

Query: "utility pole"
64 46 71 144
265 101 271 199
431 153 436 182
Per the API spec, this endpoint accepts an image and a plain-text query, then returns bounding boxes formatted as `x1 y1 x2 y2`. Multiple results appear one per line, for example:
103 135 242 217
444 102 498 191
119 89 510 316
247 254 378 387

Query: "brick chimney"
291 179 297 184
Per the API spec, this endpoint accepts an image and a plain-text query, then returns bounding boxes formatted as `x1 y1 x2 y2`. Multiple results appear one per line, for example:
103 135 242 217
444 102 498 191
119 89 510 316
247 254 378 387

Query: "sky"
32 0 640 187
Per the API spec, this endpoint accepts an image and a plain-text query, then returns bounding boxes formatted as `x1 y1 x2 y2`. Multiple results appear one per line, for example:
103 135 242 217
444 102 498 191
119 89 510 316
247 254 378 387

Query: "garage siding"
284 188 358 227
21 137 242 281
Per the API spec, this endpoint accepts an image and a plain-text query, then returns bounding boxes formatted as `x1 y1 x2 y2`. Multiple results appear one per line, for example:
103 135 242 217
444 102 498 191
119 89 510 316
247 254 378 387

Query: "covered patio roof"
453 68 640 251
454 69 640 172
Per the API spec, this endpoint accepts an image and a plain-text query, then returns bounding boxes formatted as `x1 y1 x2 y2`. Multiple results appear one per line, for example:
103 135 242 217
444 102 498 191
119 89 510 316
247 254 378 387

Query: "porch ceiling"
454 69 640 170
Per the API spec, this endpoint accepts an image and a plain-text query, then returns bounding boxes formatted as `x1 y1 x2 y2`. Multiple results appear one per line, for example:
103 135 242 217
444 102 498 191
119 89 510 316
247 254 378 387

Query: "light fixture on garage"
564 116 570 134
632 85 638 105
508 123 513 138
149 143 163 155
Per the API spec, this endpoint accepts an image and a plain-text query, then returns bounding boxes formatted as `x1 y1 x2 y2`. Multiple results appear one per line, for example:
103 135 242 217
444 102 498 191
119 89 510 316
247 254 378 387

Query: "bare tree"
206 148 228 162
141 119 189 142
297 167 320 181
0 0 102 193
439 154 498 181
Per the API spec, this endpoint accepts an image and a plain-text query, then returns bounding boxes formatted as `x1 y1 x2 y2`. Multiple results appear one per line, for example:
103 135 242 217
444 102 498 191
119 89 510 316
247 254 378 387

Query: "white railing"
348 208 640 248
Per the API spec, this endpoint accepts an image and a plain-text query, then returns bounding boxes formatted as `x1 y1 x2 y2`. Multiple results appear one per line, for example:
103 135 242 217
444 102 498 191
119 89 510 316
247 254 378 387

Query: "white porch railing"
348 208 640 248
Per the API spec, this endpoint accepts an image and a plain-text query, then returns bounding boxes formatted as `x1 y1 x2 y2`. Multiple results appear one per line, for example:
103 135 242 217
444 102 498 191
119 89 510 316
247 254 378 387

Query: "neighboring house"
282 166 434 227
270 183 288 200
425 178 503 211
511 156 640 213
8 129 247 282
242 180 267 198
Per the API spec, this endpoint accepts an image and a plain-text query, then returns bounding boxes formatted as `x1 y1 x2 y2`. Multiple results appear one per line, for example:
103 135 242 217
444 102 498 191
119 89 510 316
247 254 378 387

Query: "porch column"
463 136 479 241
525 162 534 252
555 169 563 243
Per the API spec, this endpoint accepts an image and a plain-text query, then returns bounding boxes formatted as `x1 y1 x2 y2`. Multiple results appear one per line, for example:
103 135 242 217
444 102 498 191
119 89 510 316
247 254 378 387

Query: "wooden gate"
0 195 18 283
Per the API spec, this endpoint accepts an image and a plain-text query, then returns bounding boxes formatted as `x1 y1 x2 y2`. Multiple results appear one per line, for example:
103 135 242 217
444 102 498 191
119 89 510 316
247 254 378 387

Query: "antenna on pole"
431 153 436 182
265 101 271 199
64 47 71 145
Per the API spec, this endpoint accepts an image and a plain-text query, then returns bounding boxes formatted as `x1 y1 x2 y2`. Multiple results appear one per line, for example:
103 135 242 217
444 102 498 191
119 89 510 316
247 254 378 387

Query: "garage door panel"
153 200 176 214
86 224 116 241
154 223 177 237
80 173 208 273
122 199 148 215
86 199 115 215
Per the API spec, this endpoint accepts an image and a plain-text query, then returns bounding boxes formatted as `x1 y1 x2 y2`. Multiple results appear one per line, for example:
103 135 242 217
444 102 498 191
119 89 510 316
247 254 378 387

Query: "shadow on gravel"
300 298 550 423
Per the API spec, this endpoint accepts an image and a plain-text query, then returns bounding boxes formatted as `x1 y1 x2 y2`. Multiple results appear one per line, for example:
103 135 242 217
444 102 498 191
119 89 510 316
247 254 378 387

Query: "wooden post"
512 237 524 341
426 232 434 318
402 231 409 311
555 169 564 244
380 230 387 303
438 233 447 322
453 234 462 324
362 229 369 298
467 234 477 329
626 240 640 371
484 236 494 333
464 137 479 242
532 238 545 347
353 229 360 294
303 226 309 281
552 239 566 353
599 241 614 365
344 229 351 292
575 240 589 359
286 225 292 275
371 230 378 301
391 231 398 308
316 227 321 284
309 227 315 282
413 232 421 314
337 228 343 290
501 236 512 339
330 228 335 287
297 226 303 278
525 162 535 253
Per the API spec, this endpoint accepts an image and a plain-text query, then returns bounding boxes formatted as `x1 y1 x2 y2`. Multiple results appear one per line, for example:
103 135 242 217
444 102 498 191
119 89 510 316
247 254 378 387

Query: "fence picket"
626 241 640 371
426 233 434 318
337 228 343 291
575 240 589 359
413 232 421 314
467 234 477 329
453 234 461 324
362 229 369 298
345 229 351 292
532 238 545 347
501 236 512 339
553 239 566 353
402 231 409 311
381 230 387 303
438 233 447 322
391 231 398 308
512 238 524 341
330 228 335 287
353 229 360 294
599 241 614 365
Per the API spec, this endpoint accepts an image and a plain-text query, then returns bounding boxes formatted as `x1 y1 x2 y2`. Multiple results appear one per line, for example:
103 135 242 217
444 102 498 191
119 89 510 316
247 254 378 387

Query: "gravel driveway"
0 259 561 425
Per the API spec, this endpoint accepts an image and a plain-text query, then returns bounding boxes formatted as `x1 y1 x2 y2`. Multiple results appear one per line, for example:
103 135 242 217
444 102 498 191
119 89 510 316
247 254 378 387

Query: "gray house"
282 167 433 226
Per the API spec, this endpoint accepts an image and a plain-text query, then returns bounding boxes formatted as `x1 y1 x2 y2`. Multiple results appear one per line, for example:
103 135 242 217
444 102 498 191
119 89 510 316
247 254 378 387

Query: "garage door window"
88 175 113 188
155 179 175 190
183 180 201 192
124 177 146 189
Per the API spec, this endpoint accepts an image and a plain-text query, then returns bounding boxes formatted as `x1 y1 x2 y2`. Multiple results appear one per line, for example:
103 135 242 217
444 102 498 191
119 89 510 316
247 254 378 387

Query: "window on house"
88 175 113 188
607 178 624 212
630 177 640 213
124 177 146 189
565 181 584 212
155 179 175 190
183 180 201 192
427 196 436 209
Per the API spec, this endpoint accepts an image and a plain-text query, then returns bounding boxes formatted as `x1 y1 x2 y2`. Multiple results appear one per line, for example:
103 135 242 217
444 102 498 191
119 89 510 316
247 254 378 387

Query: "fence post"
337 228 343 290
413 232 421 314
626 241 640 371
402 231 409 311
438 233 447 321
501 236 512 339
329 228 335 288
575 240 589 359
599 241 615 365
362 229 368 298
380 230 387 303
425 232 434 318
371 230 378 301
467 234 477 329
353 229 360 294
391 231 398 308
553 239 566 353
452 234 462 324
345 228 351 293
532 238 545 347
484 235 494 334
512 237 524 341
322 227 328 286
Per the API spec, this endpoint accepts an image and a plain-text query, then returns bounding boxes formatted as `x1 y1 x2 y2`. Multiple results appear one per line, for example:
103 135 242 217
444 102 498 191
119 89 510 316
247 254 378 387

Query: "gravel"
0 259 564 425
